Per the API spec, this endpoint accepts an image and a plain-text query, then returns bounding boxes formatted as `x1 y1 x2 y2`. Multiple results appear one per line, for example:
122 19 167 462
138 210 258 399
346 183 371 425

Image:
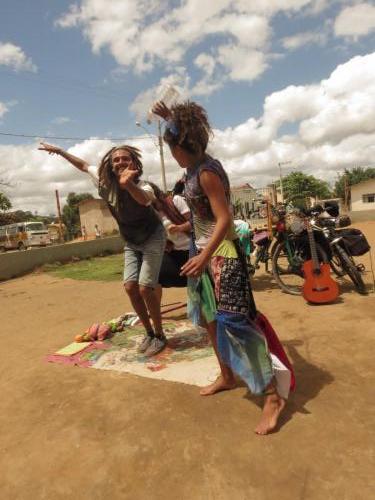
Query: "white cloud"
55 0 296 90
299 53 375 144
57 0 351 96
0 102 9 119
334 3 375 38
217 47 268 82
235 0 314 16
282 30 327 49
51 116 72 125
0 100 18 121
3 52 375 212
0 42 37 72
192 53 225 96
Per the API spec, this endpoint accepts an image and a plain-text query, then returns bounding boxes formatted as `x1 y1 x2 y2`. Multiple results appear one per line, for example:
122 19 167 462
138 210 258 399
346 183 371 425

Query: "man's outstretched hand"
38 142 62 155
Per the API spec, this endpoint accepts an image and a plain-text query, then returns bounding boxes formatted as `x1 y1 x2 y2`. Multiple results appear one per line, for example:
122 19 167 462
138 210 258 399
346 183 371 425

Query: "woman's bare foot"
200 375 237 396
255 391 286 435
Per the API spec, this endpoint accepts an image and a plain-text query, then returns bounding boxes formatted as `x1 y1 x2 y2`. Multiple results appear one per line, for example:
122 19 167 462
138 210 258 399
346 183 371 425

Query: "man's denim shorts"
123 224 166 288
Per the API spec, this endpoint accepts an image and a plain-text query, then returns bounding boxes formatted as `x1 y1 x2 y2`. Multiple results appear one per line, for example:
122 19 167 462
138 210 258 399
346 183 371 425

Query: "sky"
0 0 375 215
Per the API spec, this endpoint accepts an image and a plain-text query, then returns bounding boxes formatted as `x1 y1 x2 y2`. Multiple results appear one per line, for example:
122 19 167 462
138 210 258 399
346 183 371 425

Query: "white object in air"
147 84 179 123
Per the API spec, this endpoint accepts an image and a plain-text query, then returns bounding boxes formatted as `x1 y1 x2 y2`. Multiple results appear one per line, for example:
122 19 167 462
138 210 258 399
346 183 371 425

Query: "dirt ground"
1 222 374 500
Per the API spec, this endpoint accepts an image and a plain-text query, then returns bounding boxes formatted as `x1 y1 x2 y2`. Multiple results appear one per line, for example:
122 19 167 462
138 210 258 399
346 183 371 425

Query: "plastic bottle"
162 216 179 243
147 84 179 123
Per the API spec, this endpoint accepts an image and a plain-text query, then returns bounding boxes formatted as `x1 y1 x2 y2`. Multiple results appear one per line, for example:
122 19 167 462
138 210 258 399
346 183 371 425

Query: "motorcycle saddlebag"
339 228 371 256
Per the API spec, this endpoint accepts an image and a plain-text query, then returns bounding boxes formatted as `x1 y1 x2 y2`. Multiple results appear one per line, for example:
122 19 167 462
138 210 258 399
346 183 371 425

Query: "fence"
0 236 124 281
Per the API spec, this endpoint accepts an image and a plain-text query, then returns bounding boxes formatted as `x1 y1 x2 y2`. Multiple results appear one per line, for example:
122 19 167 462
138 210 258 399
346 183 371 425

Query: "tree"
0 192 11 212
276 171 332 208
62 192 94 239
334 167 375 200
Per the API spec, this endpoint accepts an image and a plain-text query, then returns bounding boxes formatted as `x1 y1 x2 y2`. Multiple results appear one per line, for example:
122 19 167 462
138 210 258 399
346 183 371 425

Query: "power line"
0 69 128 101
0 132 153 142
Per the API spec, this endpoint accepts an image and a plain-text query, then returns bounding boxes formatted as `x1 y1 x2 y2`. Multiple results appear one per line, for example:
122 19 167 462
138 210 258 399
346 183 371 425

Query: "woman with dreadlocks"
152 102 295 435
38 142 167 357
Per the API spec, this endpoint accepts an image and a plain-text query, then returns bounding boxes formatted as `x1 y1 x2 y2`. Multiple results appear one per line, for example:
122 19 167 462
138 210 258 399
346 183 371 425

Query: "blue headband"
166 120 179 136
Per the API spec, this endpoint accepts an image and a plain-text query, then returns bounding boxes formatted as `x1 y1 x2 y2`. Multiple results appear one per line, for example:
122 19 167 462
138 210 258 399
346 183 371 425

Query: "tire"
330 250 346 277
335 245 366 294
17 242 26 251
272 239 328 295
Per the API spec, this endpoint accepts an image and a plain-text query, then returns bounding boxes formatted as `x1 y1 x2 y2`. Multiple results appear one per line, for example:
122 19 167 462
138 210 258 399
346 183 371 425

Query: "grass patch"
44 254 123 281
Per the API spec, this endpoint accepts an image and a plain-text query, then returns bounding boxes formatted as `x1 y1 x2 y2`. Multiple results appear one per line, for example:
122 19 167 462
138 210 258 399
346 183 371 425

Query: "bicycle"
271 212 330 296
311 216 367 294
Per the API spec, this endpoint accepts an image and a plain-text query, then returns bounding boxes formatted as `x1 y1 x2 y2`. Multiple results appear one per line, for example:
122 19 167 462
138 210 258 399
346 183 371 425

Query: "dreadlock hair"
148 181 165 203
163 101 213 156
98 145 143 190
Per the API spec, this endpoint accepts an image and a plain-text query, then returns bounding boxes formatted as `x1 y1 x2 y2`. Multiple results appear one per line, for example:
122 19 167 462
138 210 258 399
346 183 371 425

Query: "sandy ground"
1 222 374 500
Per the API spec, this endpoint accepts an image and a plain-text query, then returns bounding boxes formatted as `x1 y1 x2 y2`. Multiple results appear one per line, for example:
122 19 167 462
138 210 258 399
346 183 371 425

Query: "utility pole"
136 120 167 192
272 182 277 206
278 163 284 202
344 173 350 212
157 119 167 192
55 189 64 243
277 161 292 202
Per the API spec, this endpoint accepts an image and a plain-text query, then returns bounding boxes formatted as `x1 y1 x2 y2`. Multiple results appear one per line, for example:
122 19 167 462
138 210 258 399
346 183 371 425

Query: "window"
362 193 375 203
25 222 45 231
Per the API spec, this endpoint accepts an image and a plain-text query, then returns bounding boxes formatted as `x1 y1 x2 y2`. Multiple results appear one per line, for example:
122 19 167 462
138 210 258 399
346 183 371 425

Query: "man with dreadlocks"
38 142 168 357
152 101 295 435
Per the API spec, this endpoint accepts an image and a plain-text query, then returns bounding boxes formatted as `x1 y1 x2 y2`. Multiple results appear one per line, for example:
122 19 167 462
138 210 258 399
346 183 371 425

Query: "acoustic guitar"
302 219 339 304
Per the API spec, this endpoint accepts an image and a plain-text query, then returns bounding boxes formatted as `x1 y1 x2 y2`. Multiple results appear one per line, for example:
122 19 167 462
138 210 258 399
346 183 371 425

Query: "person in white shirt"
94 224 101 239
152 180 191 289
38 142 167 357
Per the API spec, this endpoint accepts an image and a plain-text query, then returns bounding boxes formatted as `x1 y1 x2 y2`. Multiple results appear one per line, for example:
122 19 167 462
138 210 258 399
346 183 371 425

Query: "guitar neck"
306 219 320 271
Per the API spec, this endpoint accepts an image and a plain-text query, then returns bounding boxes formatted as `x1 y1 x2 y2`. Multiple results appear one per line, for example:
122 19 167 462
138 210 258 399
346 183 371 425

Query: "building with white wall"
350 178 375 212
230 183 258 216
79 199 118 237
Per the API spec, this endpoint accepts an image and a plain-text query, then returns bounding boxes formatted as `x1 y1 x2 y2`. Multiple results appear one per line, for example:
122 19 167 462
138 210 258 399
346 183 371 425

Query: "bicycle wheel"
330 250 346 277
272 239 327 295
335 245 366 294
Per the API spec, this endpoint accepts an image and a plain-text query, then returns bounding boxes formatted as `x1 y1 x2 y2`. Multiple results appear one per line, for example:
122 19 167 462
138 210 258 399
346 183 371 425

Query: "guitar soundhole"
313 286 329 292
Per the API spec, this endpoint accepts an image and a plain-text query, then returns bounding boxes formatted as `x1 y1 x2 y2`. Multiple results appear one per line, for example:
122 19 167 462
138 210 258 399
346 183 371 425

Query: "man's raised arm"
38 142 90 173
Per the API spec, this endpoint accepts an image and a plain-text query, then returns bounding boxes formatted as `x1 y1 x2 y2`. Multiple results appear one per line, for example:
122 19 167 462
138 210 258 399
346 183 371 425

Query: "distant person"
81 225 87 241
151 180 191 292
38 142 167 357
233 218 252 259
94 224 101 239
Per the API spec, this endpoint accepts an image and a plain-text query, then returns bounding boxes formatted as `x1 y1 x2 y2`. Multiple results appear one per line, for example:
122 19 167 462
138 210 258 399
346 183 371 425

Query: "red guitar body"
302 260 339 304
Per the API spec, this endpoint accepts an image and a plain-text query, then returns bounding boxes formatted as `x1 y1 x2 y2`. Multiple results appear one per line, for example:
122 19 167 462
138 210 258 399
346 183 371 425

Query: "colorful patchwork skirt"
187 239 295 397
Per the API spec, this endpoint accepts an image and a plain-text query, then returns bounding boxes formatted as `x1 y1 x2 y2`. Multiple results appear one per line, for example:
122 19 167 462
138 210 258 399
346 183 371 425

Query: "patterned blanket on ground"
46 320 220 387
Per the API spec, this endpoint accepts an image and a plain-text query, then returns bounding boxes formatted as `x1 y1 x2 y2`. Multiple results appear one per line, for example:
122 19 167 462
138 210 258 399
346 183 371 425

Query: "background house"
78 199 118 237
230 183 258 217
350 178 375 212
